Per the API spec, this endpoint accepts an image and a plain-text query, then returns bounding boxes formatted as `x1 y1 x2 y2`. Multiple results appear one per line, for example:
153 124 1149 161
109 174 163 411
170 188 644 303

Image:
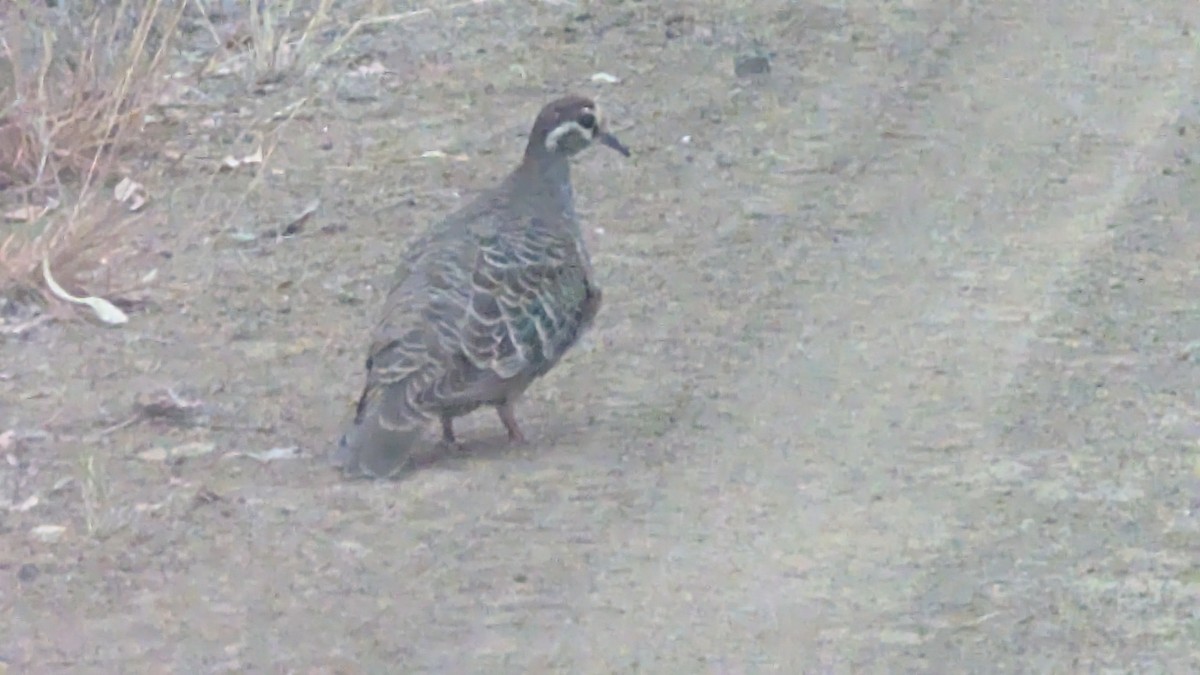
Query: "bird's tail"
332 384 426 479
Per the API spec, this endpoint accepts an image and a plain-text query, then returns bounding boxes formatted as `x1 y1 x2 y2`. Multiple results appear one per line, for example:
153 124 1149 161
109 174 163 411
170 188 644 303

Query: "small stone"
29 525 66 543
878 628 924 645
664 13 694 39
137 441 216 463
1179 341 1200 362
734 53 771 77
137 447 169 462
336 76 379 103
17 563 39 582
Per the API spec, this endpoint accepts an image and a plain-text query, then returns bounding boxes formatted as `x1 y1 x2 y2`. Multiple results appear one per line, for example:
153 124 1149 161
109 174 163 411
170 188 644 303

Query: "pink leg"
496 401 527 444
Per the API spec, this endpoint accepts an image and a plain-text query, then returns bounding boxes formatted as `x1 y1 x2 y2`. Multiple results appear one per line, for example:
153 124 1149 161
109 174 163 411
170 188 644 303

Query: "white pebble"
30 524 66 543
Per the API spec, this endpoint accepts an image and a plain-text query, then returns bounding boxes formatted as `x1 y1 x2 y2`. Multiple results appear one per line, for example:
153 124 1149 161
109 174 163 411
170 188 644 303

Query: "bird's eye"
578 112 597 129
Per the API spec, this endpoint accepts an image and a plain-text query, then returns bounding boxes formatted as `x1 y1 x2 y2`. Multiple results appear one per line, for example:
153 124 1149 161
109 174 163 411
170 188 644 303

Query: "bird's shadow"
409 433 532 472
329 413 579 483
335 429 549 482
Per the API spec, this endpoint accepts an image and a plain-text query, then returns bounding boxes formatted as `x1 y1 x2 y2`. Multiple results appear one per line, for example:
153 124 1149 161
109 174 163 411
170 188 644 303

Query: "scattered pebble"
29 525 66 543
113 177 149 212
133 388 207 425
336 75 380 103
261 199 321 241
218 148 263 172
336 540 369 557
6 495 39 513
17 563 39 582
1178 341 1200 362
590 72 621 84
137 441 216 463
137 448 170 462
734 52 771 77
664 13 695 39
225 446 303 463
420 150 469 162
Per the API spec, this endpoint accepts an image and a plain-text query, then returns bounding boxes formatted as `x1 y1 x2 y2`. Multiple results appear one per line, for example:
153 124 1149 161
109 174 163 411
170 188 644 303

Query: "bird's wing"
354 213 597 420
457 220 596 383
356 234 474 419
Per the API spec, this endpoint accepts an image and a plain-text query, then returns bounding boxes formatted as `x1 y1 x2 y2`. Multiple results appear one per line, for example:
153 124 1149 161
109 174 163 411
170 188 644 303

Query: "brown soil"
3 0 1199 671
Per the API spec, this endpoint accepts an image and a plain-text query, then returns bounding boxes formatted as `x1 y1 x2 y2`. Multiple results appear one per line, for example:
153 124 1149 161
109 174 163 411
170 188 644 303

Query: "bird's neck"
510 153 576 218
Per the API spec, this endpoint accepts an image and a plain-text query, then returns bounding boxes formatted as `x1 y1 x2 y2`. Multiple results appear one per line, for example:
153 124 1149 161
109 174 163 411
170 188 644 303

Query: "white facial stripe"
545 120 595 153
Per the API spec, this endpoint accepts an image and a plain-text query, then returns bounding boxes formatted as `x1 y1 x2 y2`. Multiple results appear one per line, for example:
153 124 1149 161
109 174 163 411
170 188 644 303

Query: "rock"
29 525 66 543
137 441 216 463
17 563 38 582
734 52 771 77
336 75 380 103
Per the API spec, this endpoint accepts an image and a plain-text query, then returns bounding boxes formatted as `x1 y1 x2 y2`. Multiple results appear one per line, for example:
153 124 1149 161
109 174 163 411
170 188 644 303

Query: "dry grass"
0 0 184 315
187 0 340 84
0 0 458 320
247 0 337 81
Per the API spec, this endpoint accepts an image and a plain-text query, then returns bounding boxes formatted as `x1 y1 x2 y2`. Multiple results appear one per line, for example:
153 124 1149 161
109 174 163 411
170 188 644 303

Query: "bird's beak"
598 130 631 157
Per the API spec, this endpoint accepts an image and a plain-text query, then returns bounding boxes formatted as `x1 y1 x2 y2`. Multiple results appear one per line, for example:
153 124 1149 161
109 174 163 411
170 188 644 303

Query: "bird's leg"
439 415 465 452
496 401 528 444
581 285 603 327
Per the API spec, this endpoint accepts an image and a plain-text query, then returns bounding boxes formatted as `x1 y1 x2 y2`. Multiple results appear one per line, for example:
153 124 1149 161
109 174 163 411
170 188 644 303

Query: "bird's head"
527 94 631 160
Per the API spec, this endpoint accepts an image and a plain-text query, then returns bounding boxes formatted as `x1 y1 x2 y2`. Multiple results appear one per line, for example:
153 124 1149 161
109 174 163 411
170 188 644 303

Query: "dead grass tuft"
0 0 184 316
189 0 340 84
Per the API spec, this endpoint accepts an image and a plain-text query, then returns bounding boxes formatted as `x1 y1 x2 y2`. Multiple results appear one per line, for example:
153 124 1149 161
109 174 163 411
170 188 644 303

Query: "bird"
332 94 631 479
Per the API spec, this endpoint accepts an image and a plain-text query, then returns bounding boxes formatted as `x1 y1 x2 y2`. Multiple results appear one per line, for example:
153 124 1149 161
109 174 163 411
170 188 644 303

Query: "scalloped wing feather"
347 210 597 453
459 228 594 382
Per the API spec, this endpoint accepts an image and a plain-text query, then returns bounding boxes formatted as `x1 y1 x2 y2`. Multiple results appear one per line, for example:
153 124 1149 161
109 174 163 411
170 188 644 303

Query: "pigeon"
333 94 631 478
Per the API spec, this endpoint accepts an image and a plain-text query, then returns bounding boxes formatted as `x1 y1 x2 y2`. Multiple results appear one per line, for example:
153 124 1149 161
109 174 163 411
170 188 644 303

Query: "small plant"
77 451 112 537
189 0 339 84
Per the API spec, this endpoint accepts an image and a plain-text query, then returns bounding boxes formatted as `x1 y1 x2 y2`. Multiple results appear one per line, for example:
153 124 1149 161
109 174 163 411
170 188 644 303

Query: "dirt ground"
3 0 1200 671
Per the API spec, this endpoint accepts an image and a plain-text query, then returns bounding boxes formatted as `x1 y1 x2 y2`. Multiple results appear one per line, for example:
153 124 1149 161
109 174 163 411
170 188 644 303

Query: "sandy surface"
2 0 1199 671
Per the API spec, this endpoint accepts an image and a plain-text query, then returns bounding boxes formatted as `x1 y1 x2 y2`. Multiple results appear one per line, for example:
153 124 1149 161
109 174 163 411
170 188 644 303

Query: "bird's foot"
437 439 468 454
439 417 469 453
496 402 528 445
